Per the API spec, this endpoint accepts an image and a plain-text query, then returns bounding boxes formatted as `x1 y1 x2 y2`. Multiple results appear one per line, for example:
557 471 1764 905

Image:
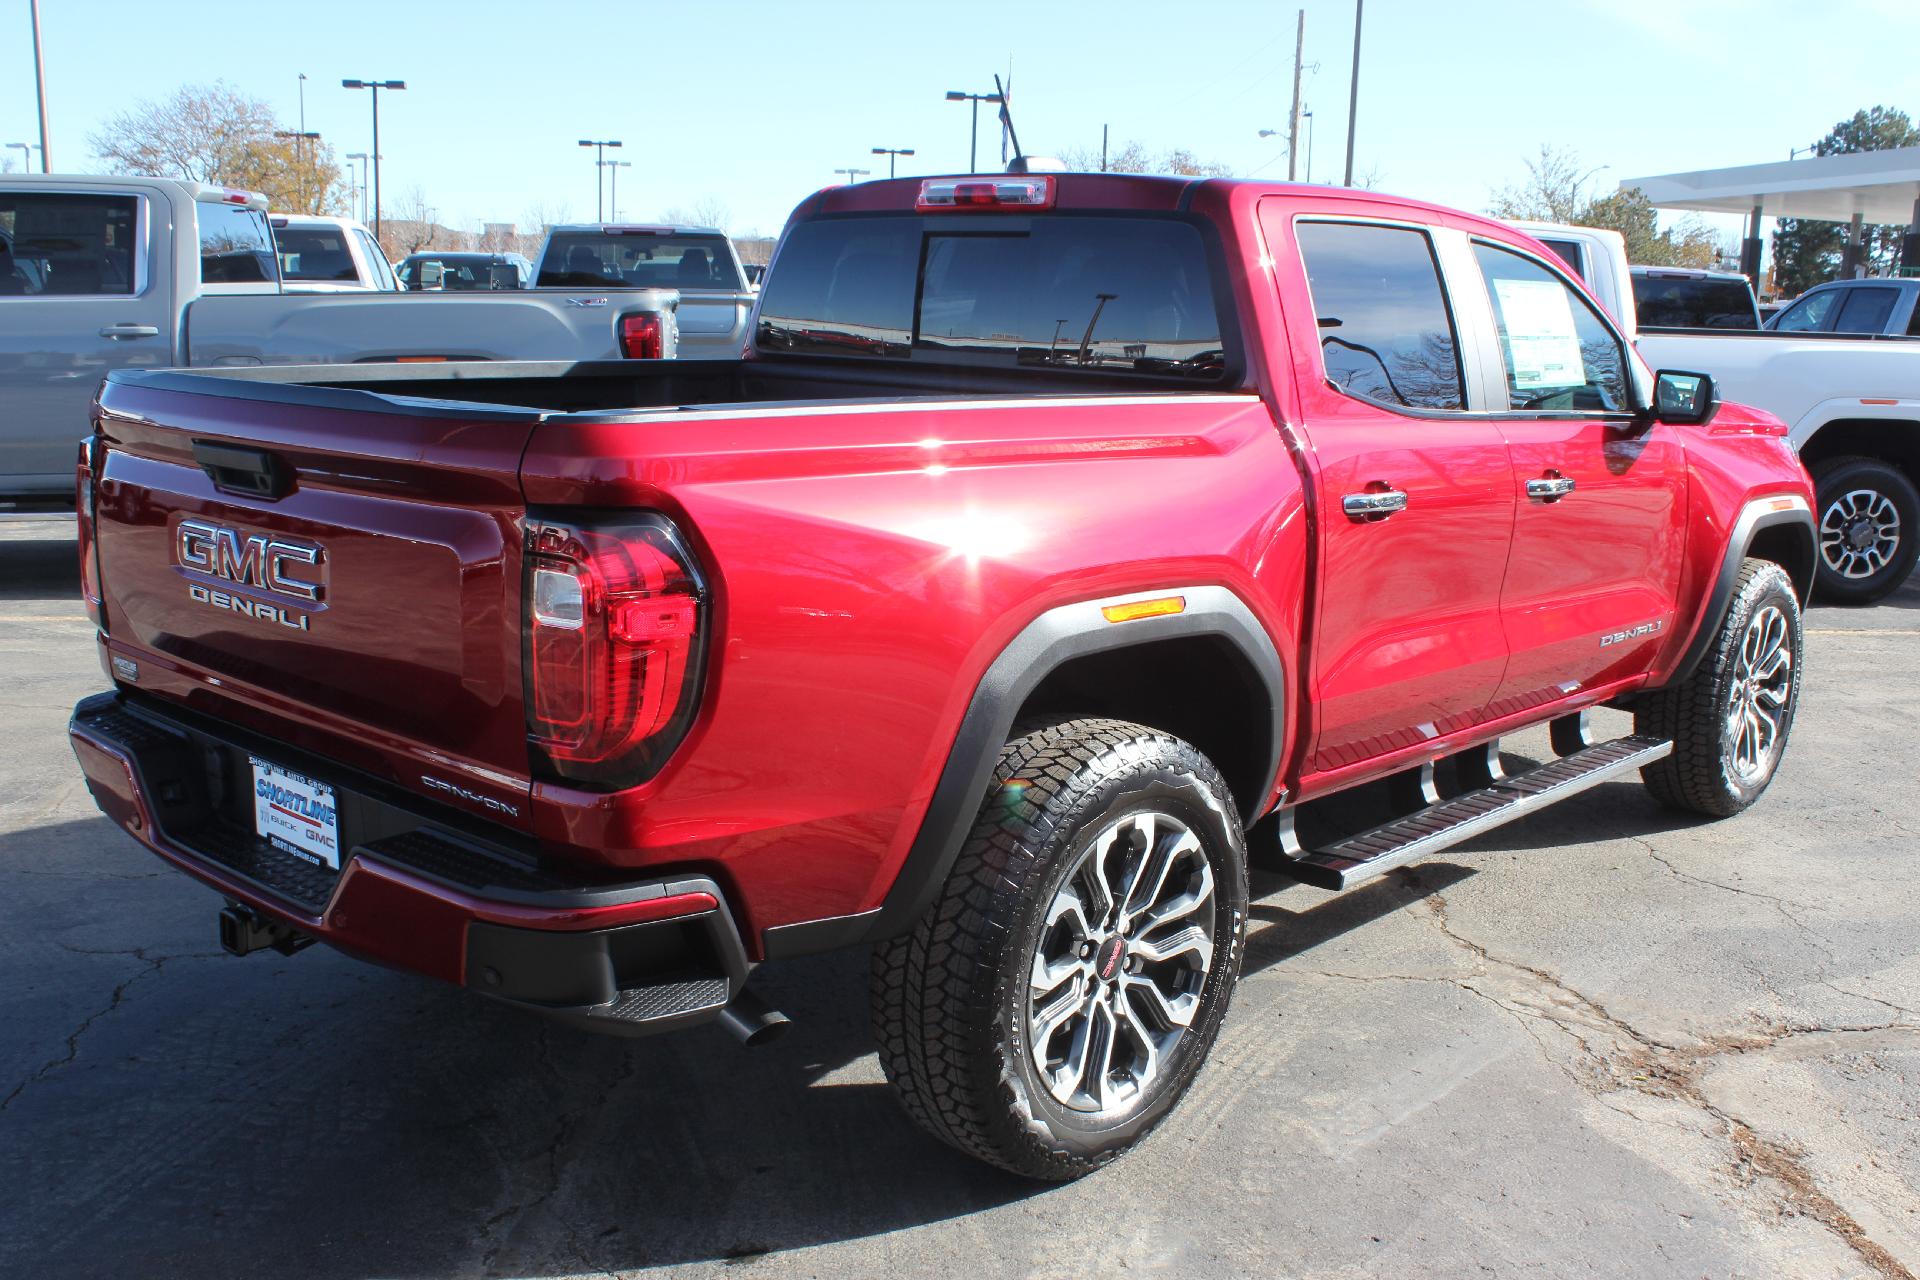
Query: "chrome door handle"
1342 488 1409 521
1526 475 1577 503
99 324 160 340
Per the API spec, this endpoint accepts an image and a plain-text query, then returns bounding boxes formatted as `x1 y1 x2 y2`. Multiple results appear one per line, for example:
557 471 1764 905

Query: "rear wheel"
1812 455 1919 605
870 718 1248 1180
1637 559 1802 817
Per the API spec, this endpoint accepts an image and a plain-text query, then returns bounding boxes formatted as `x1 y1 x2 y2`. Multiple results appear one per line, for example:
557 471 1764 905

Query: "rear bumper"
68 691 750 1038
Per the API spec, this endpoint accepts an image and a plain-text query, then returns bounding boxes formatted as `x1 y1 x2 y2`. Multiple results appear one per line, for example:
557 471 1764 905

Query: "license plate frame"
249 757 341 870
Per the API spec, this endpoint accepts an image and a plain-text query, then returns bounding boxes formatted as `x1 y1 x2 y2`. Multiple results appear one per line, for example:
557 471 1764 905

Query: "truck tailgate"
91 372 543 825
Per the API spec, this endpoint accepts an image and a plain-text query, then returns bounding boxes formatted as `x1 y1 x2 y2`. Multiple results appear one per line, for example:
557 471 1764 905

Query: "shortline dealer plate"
250 757 340 870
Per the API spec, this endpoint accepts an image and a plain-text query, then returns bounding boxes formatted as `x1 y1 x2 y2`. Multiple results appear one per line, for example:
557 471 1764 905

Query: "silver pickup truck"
1 175 676 505
532 223 750 357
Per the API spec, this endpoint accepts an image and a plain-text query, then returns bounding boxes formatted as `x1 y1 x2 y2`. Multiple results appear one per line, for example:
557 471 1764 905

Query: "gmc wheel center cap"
1096 936 1127 981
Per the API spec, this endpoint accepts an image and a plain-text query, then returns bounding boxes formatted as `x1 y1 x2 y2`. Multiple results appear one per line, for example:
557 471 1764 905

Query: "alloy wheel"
1726 603 1793 785
1027 810 1216 1116
1820 487 1902 580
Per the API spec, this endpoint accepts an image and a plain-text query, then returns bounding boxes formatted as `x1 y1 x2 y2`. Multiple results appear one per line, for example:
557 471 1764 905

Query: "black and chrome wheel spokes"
1820 488 1902 580
1027 811 1216 1115
1726 603 1793 784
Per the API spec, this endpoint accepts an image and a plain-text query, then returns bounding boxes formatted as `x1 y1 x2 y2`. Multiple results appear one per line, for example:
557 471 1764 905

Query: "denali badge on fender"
1600 619 1664 648
176 518 326 630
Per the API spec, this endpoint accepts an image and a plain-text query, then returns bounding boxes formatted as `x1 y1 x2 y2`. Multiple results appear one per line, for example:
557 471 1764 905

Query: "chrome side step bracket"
1269 735 1673 892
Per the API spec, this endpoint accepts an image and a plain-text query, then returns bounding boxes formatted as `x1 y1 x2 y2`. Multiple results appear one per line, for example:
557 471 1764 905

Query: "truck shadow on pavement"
0 534 79 601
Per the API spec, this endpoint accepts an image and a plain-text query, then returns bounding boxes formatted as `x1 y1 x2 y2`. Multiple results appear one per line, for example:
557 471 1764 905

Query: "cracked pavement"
3 519 1918 1278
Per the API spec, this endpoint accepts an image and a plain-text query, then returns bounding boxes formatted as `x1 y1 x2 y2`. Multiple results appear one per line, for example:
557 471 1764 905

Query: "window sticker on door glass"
1492 278 1586 390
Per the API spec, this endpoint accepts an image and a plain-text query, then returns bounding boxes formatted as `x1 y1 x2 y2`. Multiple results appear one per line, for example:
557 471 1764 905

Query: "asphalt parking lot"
3 517 1917 1280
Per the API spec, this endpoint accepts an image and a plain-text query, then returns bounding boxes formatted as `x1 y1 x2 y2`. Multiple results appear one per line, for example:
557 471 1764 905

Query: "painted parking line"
1806 628 1920 636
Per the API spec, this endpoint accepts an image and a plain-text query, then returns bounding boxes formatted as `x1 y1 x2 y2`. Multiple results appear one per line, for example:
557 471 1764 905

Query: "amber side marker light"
1102 596 1187 623
1861 398 1899 405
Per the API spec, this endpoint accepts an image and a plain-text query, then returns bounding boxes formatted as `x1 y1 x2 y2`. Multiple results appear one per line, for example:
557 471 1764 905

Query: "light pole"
1342 0 1363 186
6 143 41 174
871 146 915 179
944 89 1003 173
346 153 369 223
604 160 631 220
341 79 405 242
578 140 622 220
30 0 50 170
834 167 871 185
275 129 320 211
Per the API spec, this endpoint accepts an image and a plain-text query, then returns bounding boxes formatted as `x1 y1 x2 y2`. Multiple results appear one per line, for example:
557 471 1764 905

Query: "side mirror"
1651 369 1717 426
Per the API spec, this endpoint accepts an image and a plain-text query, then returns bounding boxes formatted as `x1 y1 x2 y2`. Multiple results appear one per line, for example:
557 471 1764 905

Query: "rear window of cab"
755 215 1229 380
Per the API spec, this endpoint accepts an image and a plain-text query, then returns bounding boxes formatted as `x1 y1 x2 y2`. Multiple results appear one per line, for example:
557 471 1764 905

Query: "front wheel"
1636 559 1803 817
870 718 1248 1180
1812 455 1919 605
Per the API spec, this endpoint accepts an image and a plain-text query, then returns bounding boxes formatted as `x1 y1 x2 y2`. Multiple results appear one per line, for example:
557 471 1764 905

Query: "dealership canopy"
1621 147 1920 225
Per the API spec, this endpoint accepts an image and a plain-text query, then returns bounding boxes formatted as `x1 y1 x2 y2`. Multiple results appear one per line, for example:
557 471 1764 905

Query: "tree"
1489 145 1722 268
1771 106 1920 296
1060 139 1232 177
379 186 448 260
660 197 732 231
89 81 347 215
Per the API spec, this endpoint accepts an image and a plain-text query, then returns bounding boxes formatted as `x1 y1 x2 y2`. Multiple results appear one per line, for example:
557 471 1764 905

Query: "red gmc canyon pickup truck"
69 174 1816 1179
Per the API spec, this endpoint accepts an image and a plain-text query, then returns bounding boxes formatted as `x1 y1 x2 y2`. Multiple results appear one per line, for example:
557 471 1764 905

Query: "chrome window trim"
1289 213 1480 416
1464 233 1652 414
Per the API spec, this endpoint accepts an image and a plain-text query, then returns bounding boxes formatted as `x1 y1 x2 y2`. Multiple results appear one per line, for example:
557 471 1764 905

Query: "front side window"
354 230 396 290
1295 221 1463 410
198 205 278 285
0 193 139 296
1473 242 1628 412
1832 286 1898 335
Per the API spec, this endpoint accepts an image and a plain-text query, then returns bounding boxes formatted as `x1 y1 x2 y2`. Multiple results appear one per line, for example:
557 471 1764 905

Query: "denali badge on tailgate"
175 518 326 631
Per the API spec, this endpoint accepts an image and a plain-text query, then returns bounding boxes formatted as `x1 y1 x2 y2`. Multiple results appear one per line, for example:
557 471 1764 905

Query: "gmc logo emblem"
175 519 326 603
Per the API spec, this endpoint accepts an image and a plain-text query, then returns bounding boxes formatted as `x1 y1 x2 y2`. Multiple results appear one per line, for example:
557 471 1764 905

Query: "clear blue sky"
3 0 1915 240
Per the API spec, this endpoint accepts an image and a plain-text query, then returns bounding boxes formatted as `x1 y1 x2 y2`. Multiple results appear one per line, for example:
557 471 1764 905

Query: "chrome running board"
1270 735 1673 891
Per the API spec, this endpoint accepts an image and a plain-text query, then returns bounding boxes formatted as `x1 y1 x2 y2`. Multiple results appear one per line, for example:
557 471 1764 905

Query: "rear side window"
1537 238 1586 278
1832 286 1899 335
276 227 359 281
756 215 1227 379
1295 221 1463 410
0 193 139 296
1473 242 1628 412
1632 274 1758 330
198 205 278 284
540 233 742 290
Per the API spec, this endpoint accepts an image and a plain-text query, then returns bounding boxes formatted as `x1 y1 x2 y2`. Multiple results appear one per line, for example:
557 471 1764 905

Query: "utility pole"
1343 0 1363 186
1287 10 1305 181
30 0 51 171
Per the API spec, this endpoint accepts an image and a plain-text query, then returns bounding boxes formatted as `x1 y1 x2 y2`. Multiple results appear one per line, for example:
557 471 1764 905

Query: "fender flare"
761 585 1286 958
1659 495 1815 689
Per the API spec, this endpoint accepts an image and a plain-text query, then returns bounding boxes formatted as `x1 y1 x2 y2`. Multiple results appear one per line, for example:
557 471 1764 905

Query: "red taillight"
619 311 664 359
75 439 102 629
916 176 1055 211
523 516 706 787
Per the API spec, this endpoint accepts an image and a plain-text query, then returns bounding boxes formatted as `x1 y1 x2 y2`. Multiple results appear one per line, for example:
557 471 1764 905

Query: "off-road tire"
1811 455 1919 605
869 718 1248 1180
1637 559 1802 817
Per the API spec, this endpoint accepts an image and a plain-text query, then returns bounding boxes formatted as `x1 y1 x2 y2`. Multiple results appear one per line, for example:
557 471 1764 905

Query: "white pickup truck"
271 214 397 292
1 175 678 506
1513 221 1920 603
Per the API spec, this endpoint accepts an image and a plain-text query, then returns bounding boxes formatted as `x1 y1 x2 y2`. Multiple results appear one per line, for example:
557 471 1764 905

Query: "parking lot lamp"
578 140 623 221
6 143 41 174
275 130 320 210
605 160 632 221
835 167 871 185
345 153 369 223
341 80 405 243
944 90 1003 173
871 147 915 180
